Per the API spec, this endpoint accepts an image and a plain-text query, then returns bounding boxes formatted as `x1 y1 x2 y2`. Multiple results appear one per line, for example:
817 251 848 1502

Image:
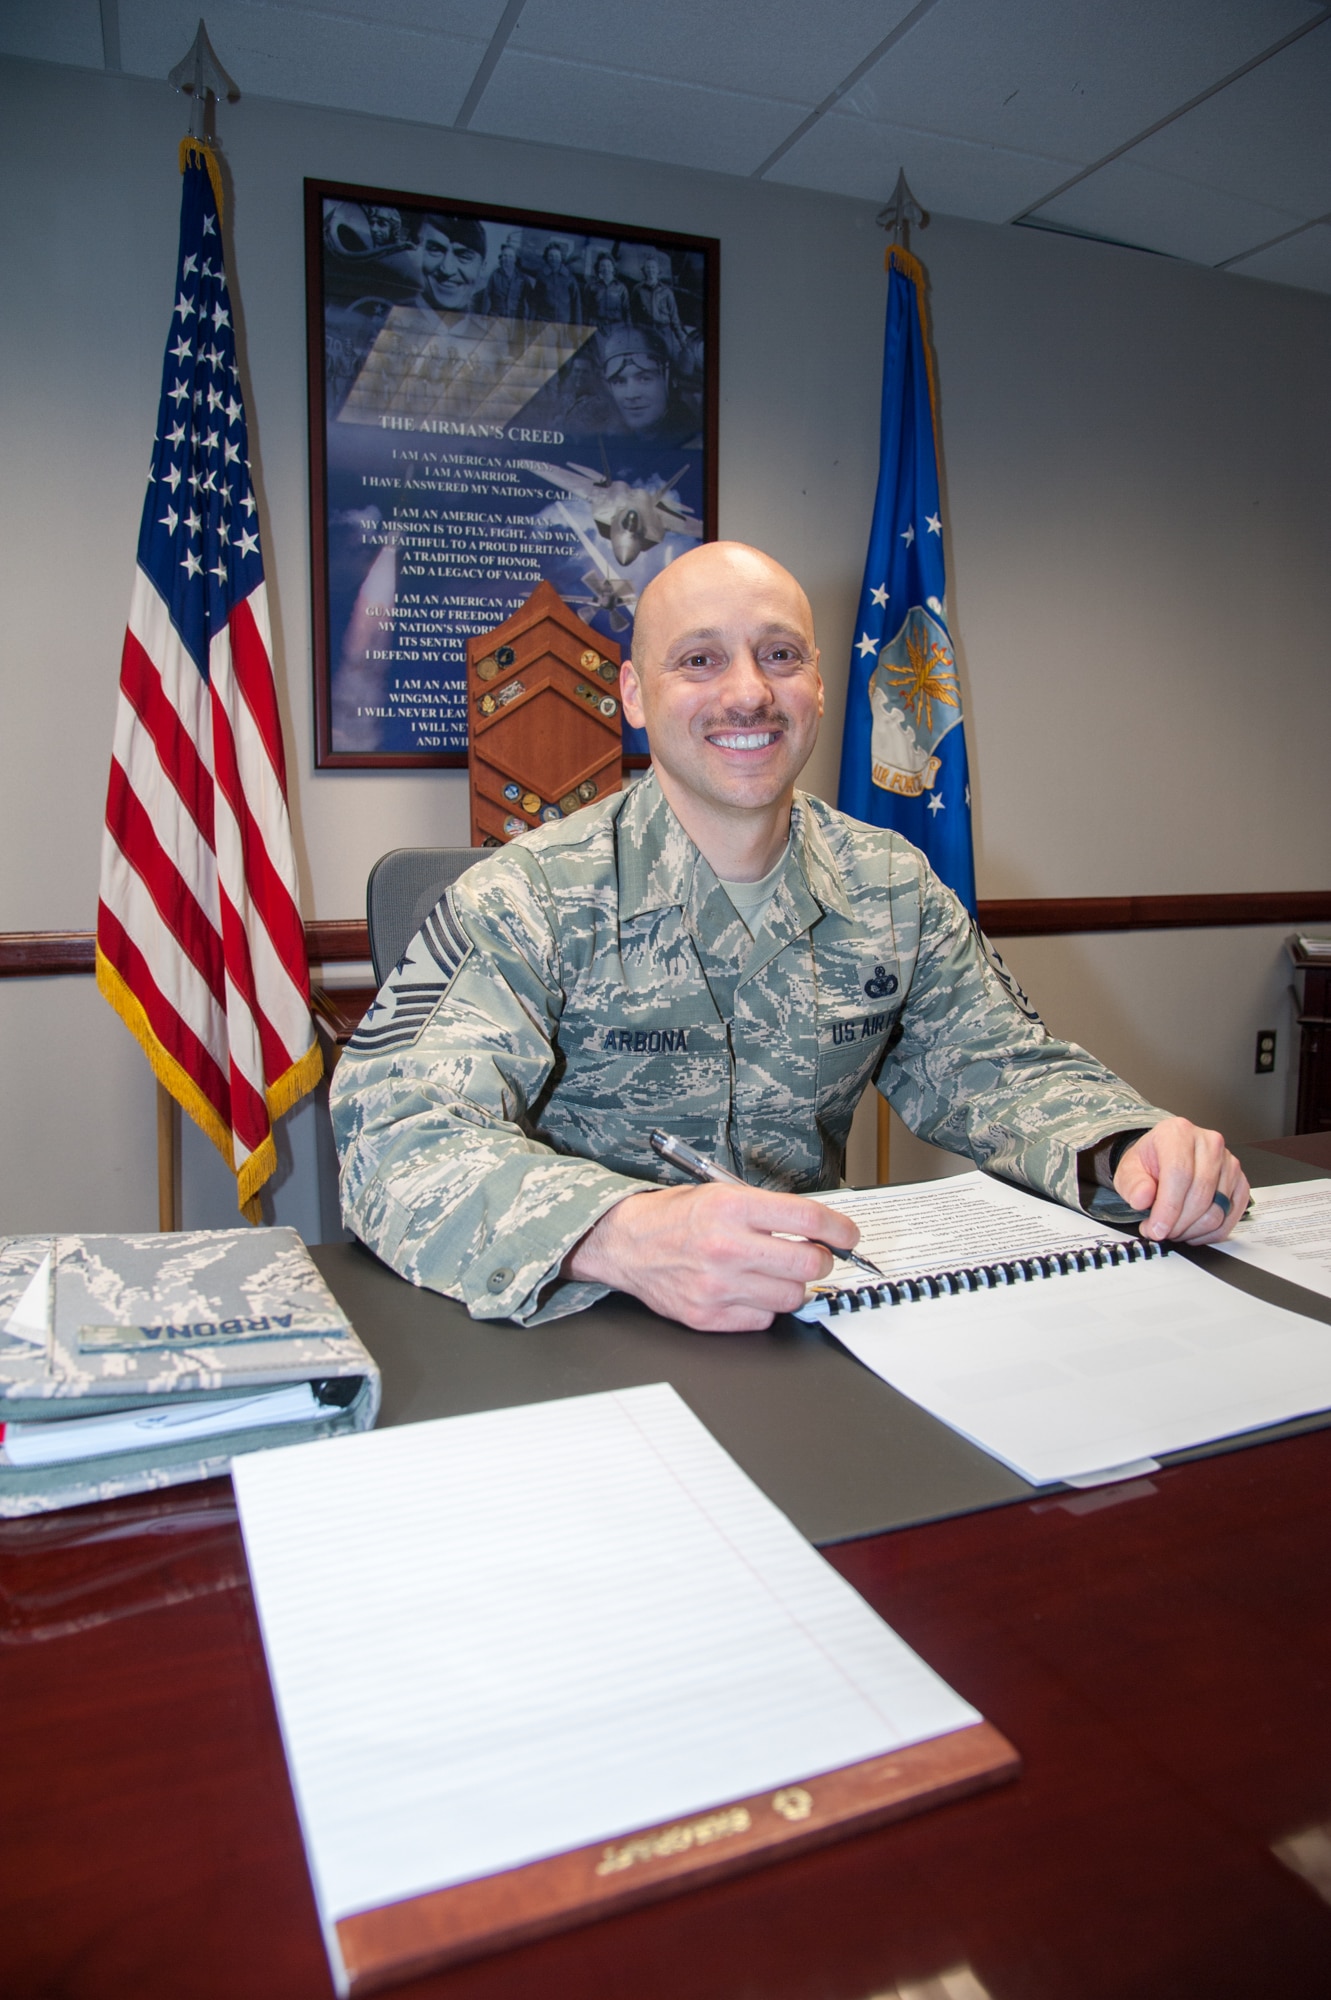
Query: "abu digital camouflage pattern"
331 772 1167 1325
0 1228 380 1517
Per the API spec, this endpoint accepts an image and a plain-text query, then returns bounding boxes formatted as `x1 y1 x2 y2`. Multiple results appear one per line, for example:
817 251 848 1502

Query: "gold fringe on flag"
884 242 940 434
97 947 324 1224
179 136 225 219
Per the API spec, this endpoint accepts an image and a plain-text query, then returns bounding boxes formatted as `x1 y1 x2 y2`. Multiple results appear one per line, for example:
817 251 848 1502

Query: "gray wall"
1 55 1327 1229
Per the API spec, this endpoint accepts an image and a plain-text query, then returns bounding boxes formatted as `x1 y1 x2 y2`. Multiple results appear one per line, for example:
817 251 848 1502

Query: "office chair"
366 847 481 986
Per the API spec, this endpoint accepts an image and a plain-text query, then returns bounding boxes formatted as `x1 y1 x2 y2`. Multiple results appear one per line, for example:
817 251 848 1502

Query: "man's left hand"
1114 1117 1249 1244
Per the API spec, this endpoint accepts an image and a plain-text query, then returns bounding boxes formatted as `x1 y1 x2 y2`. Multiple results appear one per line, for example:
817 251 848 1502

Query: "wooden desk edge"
335 1719 1019 1993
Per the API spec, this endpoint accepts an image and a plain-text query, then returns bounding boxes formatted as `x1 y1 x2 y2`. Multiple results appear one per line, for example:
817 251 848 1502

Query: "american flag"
96 141 321 1220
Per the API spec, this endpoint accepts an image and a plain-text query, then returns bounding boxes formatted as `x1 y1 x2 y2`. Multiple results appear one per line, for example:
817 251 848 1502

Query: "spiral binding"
818 1237 1167 1315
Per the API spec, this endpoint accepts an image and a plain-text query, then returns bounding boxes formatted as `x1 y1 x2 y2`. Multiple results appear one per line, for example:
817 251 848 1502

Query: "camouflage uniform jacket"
330 772 1167 1324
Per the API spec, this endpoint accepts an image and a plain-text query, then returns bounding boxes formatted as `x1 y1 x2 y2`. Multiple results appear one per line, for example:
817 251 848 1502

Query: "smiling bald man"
331 542 1246 1331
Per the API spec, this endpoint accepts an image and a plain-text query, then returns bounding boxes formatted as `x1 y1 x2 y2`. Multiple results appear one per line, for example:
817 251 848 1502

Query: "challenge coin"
540 804 562 823
478 693 497 716
580 648 599 669
502 781 521 802
503 815 526 837
599 695 618 717
598 661 618 683
496 645 516 667
577 779 597 802
559 792 580 815
521 791 541 815
475 655 499 681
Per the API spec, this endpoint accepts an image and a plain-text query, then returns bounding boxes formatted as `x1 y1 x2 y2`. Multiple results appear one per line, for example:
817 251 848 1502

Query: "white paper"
1213 1179 1331 1301
5 1252 51 1344
2 1382 320 1465
829 1252 1331 1486
800 1172 1130 1315
232 1384 981 1947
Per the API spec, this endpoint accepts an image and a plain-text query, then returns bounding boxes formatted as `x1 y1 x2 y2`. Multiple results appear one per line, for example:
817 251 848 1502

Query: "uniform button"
487 1268 513 1292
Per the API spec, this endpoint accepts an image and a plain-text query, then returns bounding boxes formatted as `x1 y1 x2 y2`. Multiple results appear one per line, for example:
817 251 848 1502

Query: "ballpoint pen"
649 1129 887 1280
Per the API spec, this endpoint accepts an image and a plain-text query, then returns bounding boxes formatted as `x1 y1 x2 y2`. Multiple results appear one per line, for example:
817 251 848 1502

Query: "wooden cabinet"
1291 936 1331 1133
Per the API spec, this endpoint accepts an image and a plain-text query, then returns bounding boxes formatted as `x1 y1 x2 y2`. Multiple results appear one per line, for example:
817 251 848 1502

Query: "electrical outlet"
1255 1030 1277 1074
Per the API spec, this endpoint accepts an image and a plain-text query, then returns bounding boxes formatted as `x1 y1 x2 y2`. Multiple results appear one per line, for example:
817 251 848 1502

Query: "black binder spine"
820 1237 1168 1316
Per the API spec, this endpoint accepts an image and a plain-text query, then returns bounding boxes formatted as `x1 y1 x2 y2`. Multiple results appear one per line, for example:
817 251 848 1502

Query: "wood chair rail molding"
2 894 1329 978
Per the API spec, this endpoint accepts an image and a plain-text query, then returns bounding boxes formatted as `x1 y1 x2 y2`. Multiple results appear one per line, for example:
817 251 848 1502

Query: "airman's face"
418 225 483 308
604 351 669 431
622 547 824 819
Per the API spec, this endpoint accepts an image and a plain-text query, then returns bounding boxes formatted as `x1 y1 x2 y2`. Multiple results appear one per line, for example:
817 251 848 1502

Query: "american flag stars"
142 210 261 667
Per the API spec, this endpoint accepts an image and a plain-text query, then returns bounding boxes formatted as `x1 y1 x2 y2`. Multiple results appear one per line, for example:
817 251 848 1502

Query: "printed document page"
2 1383 321 1466
233 1384 980 1937
828 1253 1331 1486
1213 1180 1331 1302
803 1172 1130 1308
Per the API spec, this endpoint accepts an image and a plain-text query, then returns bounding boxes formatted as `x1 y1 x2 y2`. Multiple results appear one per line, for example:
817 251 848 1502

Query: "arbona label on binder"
76 1315 342 1351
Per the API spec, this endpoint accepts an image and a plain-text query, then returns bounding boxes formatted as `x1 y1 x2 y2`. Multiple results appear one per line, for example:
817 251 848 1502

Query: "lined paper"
829 1251 1331 1485
233 1384 979 1935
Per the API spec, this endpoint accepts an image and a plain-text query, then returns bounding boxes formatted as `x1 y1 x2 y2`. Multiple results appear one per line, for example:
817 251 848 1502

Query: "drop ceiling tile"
509 0 915 104
837 0 1322 170
770 108 1074 222
470 50 799 177
1126 20 1331 221
1033 154 1303 265
1226 222 1331 295
0 0 103 67
118 0 504 126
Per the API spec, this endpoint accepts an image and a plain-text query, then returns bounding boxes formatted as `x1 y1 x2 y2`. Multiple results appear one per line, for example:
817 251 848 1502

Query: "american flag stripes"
97 141 321 1220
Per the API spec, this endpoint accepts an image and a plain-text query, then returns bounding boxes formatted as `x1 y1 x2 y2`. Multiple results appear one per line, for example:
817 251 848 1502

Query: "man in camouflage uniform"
331 544 1246 1329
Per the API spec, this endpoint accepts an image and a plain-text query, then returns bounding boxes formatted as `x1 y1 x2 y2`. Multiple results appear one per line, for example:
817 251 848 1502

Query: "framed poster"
306 180 719 768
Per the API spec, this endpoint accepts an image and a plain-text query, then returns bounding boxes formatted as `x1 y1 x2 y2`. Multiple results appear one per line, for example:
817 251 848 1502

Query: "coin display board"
467 581 624 847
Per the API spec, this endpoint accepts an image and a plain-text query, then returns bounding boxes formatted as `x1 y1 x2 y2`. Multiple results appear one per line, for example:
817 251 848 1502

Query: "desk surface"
5 1138 1331 1999
314 1140 1331 1546
5 1418 1331 1996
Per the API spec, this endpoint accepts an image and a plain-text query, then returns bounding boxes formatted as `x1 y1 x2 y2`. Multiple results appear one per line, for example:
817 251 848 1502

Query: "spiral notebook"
796 1171 1150 1321
799 1174 1331 1488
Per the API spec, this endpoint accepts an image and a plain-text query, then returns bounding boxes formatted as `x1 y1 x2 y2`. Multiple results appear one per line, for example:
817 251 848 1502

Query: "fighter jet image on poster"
525 462 704 566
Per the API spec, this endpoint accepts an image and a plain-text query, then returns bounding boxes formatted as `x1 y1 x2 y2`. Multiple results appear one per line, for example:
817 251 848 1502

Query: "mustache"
703 710 790 733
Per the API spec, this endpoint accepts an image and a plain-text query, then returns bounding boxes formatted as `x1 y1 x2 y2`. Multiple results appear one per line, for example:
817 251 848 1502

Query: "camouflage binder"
0 1228 379 1516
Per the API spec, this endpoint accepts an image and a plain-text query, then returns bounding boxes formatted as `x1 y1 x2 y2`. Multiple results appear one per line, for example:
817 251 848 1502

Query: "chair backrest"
366 847 482 986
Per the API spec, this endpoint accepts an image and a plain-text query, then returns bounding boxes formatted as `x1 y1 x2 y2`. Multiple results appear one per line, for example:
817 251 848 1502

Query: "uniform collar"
617 769 855 925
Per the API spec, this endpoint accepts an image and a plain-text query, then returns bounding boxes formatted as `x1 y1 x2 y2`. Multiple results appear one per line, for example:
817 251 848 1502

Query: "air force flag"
837 245 976 915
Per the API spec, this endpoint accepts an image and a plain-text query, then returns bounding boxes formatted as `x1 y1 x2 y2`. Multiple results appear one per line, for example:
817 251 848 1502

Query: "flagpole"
157 1083 181 1231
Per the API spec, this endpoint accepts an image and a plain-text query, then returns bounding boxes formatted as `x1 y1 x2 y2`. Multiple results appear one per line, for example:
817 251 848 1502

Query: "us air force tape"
346 895 473 1056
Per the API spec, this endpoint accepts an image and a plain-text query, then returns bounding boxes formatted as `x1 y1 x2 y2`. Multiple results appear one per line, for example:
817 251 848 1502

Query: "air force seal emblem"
869 604 962 799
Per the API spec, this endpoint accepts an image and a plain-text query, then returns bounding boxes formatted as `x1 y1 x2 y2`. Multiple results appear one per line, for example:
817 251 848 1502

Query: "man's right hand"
563 1183 861 1332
